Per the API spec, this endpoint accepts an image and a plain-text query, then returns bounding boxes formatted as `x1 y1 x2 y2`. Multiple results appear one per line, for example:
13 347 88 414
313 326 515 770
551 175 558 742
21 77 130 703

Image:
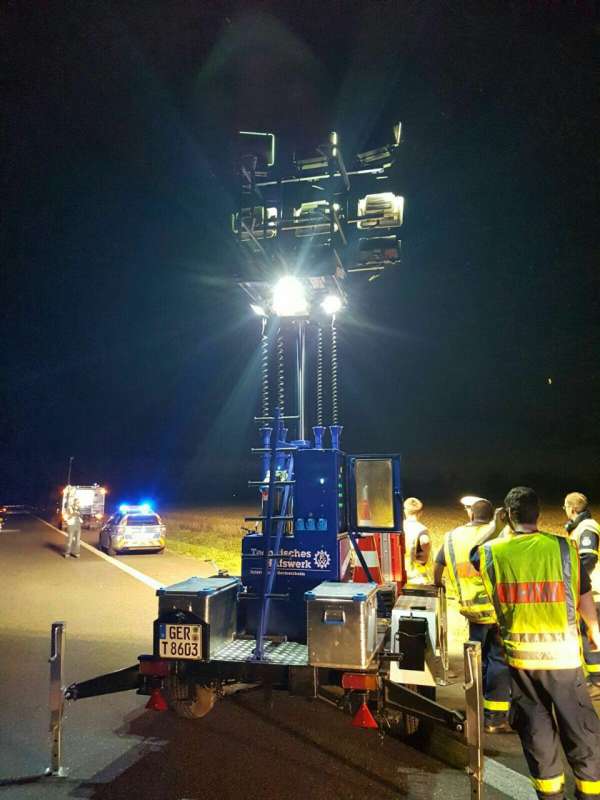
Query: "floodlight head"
272 276 308 317
460 495 484 509
250 303 267 317
321 294 342 315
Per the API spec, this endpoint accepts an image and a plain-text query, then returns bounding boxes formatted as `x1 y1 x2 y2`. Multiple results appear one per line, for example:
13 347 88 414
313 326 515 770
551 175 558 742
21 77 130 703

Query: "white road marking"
484 757 536 798
33 515 163 590
1 529 21 533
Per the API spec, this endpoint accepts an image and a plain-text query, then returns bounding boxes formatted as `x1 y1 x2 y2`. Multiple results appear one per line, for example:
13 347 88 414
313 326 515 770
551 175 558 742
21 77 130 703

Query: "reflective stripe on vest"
444 524 496 624
573 518 600 558
479 532 581 670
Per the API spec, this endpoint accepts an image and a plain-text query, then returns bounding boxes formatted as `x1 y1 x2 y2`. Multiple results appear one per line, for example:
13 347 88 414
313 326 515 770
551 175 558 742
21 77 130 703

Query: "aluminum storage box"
157 576 240 658
305 581 378 669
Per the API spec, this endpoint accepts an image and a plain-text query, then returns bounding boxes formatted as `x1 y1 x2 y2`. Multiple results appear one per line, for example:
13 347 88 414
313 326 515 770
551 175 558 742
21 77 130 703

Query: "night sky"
3 2 599 508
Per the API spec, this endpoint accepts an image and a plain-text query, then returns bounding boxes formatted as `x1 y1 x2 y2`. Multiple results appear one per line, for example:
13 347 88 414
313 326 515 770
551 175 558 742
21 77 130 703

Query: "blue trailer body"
240 447 351 642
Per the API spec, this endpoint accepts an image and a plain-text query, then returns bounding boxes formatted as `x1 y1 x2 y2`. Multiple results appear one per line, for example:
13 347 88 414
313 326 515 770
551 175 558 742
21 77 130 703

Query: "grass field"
161 503 598 658
161 503 570 576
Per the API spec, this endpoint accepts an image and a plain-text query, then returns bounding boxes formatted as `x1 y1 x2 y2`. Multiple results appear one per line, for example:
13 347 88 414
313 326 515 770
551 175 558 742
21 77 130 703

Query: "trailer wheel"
165 676 217 720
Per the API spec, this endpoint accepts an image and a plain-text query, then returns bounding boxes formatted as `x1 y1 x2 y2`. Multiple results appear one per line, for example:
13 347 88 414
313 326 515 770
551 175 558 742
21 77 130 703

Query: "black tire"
164 675 217 720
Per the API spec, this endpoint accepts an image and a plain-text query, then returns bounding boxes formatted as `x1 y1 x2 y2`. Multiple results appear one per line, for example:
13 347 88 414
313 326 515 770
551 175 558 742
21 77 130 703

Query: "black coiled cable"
316 325 324 426
260 318 269 418
331 317 339 425
277 329 285 416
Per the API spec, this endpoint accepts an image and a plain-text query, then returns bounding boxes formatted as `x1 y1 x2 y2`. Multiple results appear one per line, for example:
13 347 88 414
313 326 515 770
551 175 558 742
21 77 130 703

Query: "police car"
99 504 166 555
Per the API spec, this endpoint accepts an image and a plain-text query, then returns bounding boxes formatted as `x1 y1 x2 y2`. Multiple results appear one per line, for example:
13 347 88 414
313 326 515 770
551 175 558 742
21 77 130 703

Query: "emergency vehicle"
61 484 106 529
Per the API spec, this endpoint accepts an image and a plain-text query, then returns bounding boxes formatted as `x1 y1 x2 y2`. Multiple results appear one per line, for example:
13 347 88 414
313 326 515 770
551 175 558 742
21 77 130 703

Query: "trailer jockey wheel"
164 675 217 720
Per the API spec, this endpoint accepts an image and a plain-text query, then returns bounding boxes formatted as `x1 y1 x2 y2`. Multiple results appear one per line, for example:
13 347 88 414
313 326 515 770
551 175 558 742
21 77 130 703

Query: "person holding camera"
64 494 82 559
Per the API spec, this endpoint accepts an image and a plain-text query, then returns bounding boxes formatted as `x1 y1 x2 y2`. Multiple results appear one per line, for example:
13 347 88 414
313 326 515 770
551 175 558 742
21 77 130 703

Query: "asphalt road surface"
0 513 589 800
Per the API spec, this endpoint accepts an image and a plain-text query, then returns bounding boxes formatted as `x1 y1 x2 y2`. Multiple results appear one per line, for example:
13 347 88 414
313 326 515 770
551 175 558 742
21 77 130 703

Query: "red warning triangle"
145 687 168 712
352 701 378 729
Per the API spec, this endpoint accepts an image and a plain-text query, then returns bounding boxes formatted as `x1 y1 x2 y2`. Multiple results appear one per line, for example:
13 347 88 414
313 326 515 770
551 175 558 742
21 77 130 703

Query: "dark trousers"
469 621 511 721
509 666 600 800
582 620 600 684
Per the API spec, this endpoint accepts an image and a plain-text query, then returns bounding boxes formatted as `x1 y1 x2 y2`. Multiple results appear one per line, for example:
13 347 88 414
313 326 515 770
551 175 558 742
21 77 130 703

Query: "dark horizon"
3 2 599 510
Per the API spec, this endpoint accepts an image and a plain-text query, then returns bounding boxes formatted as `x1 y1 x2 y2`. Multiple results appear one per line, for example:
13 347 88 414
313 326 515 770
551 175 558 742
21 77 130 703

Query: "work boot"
484 716 513 734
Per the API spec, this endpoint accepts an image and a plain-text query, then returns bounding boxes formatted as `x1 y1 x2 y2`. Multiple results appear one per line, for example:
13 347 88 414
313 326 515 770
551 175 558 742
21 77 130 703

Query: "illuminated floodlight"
272 276 308 317
250 303 267 317
321 295 342 315
357 193 404 229
460 495 484 509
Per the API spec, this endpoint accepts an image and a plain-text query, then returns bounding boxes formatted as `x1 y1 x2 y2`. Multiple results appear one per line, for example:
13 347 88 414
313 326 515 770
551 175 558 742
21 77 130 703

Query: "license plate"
158 623 202 660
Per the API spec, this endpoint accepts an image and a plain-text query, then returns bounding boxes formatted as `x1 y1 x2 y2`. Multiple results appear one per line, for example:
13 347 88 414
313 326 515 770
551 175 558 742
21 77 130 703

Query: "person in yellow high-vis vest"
474 487 600 800
403 497 432 585
564 492 600 688
434 498 512 732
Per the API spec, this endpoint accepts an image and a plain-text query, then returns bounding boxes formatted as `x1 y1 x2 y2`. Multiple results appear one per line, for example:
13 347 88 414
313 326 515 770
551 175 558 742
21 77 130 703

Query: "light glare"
321 294 342 315
250 303 267 317
272 276 307 317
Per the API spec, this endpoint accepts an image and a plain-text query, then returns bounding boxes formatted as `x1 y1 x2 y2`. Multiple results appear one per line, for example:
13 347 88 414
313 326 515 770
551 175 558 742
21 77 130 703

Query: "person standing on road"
64 494 82 558
403 497 432 585
564 491 600 688
434 498 512 732
476 487 600 800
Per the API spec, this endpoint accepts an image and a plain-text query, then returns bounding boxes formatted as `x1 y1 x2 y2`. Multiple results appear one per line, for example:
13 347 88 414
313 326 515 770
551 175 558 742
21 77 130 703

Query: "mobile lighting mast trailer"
61 127 484 797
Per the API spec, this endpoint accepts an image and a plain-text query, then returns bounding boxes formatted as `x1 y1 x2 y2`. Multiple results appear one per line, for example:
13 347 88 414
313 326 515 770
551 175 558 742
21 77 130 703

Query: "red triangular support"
145 687 168 712
352 701 378 729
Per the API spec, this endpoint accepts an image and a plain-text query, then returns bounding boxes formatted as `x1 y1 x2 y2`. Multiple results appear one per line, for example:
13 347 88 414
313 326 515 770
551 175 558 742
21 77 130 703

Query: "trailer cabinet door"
347 454 402 532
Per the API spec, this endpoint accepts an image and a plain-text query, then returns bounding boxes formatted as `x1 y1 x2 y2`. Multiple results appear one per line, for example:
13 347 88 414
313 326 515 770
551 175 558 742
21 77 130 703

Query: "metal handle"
323 609 345 625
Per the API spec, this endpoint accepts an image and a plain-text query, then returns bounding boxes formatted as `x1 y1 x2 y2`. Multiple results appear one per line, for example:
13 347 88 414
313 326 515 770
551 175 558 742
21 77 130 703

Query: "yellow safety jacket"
404 519 432 585
444 524 497 624
479 531 581 670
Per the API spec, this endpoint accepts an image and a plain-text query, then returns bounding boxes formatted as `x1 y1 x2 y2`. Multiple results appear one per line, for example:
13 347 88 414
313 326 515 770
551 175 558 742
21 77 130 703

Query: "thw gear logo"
313 549 331 570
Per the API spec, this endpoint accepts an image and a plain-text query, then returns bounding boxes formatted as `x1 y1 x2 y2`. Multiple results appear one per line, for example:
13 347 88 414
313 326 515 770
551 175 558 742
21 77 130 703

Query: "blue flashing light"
118 502 154 514
319 477 326 485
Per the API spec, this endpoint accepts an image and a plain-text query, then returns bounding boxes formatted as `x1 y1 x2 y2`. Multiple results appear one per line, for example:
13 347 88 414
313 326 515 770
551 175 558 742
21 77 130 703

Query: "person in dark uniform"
474 487 600 800
564 491 600 687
